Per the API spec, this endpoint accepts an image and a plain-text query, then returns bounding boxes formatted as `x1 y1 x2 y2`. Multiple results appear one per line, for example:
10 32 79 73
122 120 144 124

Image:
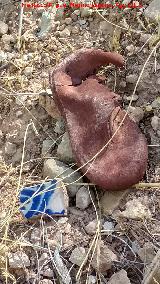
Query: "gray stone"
85 219 98 235
42 266 54 277
59 24 66 31
140 33 152 44
4 44 12 52
54 118 65 135
43 158 83 197
122 0 131 4
42 139 53 156
16 110 23 118
60 28 71 37
79 19 86 25
0 50 7 62
145 105 153 113
11 148 22 164
57 132 74 163
100 190 128 215
157 78 160 85
99 21 113 35
76 186 91 209
52 44 58 51
142 250 160 284
128 106 144 123
71 26 80 34
38 11 52 38
39 253 49 267
5 142 17 156
73 9 80 16
0 21 8 35
108 269 131 284
92 241 118 272
71 13 78 21
151 116 160 131
126 74 138 84
144 0 160 22
1 34 15 45
69 247 86 266
138 242 156 263
80 8 92 17
8 251 30 268
31 228 42 246
120 199 152 219
124 94 139 102
0 130 4 146
132 240 141 254
120 81 127 88
151 97 160 109
69 207 84 216
24 66 33 76
65 17 72 25
53 248 71 284
40 280 53 284
103 221 114 234
126 44 135 54
88 275 97 284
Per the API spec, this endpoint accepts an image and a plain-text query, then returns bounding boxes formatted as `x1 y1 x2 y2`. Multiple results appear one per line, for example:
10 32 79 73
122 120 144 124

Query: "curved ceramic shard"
19 180 68 219
50 49 148 190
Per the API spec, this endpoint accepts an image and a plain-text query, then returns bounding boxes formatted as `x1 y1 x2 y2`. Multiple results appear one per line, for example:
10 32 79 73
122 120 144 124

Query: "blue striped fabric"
19 179 66 219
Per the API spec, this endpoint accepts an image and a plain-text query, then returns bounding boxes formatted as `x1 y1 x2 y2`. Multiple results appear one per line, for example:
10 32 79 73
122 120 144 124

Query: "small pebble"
59 24 66 31
76 186 92 209
145 105 153 112
54 118 65 135
126 44 135 54
40 280 53 284
5 142 17 156
152 97 160 109
85 219 97 235
0 50 7 62
128 106 144 123
24 66 33 76
42 139 53 156
124 94 139 102
88 275 97 284
71 13 78 21
126 74 138 84
103 221 114 234
79 19 86 25
120 81 127 88
0 21 8 35
4 44 12 52
73 9 81 16
60 28 71 37
151 116 160 131
52 44 58 51
140 33 151 44
8 251 30 268
69 247 86 266
72 26 80 34
80 8 92 17
156 78 160 85
2 34 15 44
65 17 72 25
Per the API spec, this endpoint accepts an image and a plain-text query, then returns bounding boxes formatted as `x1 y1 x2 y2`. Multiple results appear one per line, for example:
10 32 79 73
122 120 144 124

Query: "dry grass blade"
142 250 160 284
17 0 25 50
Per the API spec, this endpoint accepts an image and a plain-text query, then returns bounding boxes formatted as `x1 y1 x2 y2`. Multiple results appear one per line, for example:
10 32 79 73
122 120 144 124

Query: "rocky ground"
0 0 160 283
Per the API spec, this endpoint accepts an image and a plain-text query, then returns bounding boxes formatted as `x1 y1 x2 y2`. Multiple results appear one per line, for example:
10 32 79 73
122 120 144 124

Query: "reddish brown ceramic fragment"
50 49 148 190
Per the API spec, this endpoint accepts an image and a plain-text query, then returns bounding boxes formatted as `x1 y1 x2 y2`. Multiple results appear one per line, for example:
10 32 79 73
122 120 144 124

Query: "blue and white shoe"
19 179 68 219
